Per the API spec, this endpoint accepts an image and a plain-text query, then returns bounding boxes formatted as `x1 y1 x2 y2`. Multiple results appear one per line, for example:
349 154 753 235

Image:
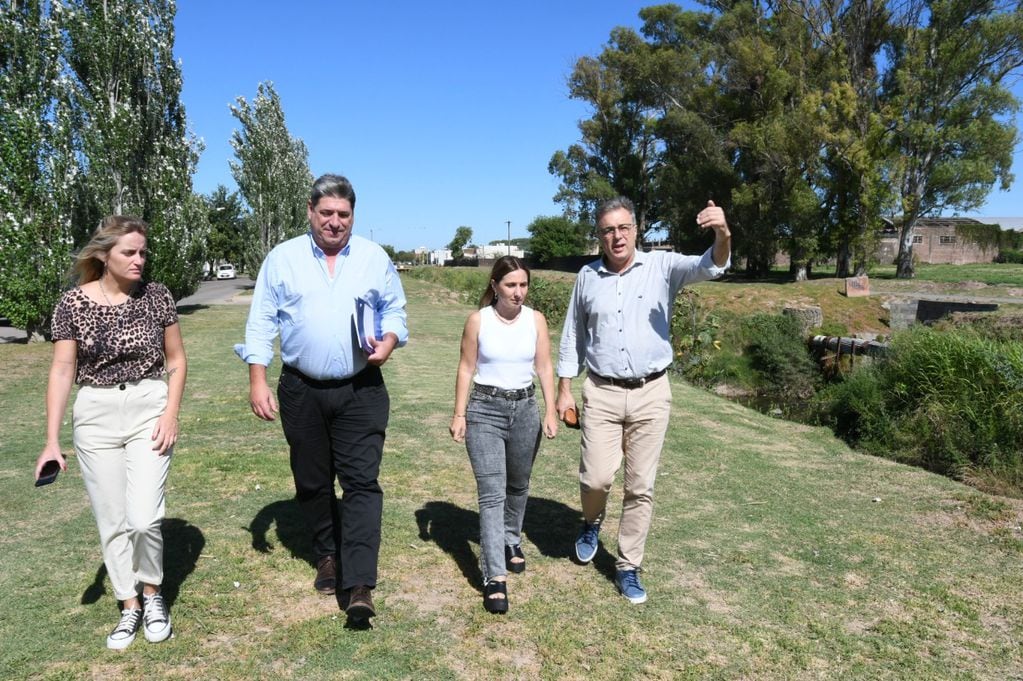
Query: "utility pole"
506 220 511 255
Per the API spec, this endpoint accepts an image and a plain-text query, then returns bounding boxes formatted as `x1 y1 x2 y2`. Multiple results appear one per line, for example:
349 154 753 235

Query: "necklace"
98 277 115 306
98 276 130 307
95 276 133 358
494 305 521 325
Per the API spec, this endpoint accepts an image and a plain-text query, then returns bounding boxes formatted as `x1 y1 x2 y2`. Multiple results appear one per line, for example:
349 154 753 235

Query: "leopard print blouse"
50 281 178 386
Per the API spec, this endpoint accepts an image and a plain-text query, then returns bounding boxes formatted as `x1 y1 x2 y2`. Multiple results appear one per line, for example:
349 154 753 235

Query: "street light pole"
506 220 511 255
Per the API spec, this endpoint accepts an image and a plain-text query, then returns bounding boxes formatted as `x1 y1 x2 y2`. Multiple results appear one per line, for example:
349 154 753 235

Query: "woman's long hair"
71 216 149 284
478 255 530 308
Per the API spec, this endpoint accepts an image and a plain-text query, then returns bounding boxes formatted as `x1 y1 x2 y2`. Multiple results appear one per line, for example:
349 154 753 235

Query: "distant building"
477 243 525 259
876 217 1003 265
429 248 452 265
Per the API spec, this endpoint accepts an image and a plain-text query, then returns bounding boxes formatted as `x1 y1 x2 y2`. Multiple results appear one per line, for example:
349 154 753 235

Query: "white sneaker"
106 608 142 650
142 592 172 643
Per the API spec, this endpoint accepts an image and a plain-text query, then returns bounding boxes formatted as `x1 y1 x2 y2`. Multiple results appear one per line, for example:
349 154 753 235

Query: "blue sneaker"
615 569 647 604
574 521 600 563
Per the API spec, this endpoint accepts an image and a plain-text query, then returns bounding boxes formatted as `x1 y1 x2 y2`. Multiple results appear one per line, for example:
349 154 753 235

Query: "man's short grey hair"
310 174 356 209
595 196 635 226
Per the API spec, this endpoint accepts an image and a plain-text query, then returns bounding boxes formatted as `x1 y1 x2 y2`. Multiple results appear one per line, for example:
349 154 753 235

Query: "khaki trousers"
580 372 671 571
73 378 171 601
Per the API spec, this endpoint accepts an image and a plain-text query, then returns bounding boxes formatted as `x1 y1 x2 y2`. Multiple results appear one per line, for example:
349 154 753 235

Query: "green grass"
871 262 1023 287
1 278 1022 679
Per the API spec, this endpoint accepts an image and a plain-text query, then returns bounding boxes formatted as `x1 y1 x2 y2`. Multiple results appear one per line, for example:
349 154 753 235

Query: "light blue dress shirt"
557 247 728 380
234 232 408 381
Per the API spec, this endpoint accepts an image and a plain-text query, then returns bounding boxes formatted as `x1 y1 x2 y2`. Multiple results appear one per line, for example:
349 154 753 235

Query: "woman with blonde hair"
450 256 558 613
34 215 187 649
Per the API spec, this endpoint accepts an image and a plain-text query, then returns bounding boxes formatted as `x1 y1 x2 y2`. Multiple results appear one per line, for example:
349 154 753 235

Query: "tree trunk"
895 219 916 278
835 241 851 278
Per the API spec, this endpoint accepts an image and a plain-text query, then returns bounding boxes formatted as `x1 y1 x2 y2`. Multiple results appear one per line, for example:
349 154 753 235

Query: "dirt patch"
667 563 737 619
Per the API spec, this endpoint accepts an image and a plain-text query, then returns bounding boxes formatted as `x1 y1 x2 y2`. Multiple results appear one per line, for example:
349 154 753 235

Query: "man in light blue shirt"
235 174 408 624
556 196 731 605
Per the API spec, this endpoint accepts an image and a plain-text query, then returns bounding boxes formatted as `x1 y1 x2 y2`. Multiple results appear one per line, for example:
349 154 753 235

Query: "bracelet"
453 414 465 418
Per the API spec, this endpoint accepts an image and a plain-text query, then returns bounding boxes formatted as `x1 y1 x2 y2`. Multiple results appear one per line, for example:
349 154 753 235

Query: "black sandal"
505 544 525 573
483 579 508 614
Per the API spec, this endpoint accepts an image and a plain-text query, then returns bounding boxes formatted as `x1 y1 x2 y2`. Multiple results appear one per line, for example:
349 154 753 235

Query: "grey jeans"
464 387 541 584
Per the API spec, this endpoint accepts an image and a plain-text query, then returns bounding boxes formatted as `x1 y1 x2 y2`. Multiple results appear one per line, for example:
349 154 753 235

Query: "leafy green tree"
882 0 1023 278
380 244 397 260
549 24 667 236
527 215 589 263
205 185 246 270
0 0 79 339
552 0 1023 282
230 81 312 274
796 0 895 277
62 0 207 299
447 226 473 260
707 2 831 278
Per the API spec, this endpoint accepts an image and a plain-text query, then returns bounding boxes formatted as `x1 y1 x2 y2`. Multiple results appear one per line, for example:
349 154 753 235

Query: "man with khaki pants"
556 196 731 603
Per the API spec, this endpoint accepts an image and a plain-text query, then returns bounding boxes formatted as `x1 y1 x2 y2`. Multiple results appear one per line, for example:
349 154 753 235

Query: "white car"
216 263 237 280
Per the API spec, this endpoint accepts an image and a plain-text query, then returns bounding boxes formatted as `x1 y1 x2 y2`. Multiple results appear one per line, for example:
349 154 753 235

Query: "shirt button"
119 384 126 390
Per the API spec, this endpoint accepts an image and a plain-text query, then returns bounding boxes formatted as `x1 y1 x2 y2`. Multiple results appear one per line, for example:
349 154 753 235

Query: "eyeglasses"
597 223 635 238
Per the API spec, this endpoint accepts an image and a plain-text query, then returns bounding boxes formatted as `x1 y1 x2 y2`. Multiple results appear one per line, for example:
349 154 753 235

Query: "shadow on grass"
523 496 618 584
415 501 482 589
176 304 210 316
247 498 315 567
80 517 205 607
414 496 616 589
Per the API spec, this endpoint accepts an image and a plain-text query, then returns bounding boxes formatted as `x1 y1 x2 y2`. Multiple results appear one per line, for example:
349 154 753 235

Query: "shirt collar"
598 248 647 275
307 231 352 259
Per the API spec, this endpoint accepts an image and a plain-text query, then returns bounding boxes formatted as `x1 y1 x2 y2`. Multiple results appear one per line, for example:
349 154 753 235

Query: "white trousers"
73 378 172 601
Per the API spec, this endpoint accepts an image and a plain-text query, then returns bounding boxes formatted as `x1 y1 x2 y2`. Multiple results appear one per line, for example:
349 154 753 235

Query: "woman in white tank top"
450 256 558 613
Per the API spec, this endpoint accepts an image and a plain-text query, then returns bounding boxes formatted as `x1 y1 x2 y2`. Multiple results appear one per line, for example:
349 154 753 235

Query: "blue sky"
175 2 1022 251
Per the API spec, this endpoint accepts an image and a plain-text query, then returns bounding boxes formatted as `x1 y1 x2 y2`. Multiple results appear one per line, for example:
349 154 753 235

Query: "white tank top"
474 305 537 390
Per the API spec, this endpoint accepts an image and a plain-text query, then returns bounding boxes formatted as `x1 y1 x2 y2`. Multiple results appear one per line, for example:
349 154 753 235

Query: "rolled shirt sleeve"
233 255 280 367
376 262 409 347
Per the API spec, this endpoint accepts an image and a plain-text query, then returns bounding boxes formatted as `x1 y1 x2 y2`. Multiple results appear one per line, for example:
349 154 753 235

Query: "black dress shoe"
346 585 376 621
483 579 508 614
505 544 525 573
314 555 336 595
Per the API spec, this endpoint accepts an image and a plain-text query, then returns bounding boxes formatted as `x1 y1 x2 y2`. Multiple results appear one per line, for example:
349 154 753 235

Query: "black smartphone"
35 460 60 487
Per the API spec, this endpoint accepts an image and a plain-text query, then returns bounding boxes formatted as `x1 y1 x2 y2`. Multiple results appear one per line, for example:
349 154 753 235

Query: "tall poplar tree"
0 0 78 339
61 0 207 299
229 82 312 274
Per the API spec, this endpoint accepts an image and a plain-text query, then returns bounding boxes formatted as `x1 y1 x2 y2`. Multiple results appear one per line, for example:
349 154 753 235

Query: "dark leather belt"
282 364 357 388
472 383 535 400
591 369 666 389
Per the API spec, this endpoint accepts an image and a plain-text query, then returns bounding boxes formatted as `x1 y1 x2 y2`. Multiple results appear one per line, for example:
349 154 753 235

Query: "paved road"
177 275 255 307
0 276 255 343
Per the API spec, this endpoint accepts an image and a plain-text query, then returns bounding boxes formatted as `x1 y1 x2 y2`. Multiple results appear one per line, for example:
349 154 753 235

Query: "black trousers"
277 364 389 592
